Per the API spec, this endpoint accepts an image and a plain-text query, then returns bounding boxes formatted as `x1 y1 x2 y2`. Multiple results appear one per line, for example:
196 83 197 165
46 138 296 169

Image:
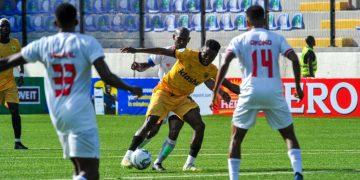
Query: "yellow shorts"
146 89 198 121
0 86 19 105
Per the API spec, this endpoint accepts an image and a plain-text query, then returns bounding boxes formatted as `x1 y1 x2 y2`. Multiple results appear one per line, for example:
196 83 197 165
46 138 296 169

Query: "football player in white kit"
130 27 237 171
0 3 142 180
211 6 304 180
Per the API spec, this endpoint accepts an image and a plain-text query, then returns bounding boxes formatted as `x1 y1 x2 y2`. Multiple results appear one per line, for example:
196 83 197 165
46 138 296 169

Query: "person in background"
300 36 317 78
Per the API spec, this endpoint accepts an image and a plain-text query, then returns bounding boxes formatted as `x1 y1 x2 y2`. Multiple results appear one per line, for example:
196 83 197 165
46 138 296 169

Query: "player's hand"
130 86 143 98
209 95 217 111
131 62 146 72
219 91 231 103
295 85 304 100
17 76 24 87
120 47 137 53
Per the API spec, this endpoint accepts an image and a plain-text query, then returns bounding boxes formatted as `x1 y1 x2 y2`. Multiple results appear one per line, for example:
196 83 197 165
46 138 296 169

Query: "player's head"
306 36 316 47
0 18 11 38
246 5 266 28
55 3 78 30
173 27 191 49
200 39 221 66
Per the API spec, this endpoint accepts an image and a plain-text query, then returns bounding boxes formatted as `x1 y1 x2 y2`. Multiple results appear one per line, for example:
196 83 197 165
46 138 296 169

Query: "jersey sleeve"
226 37 241 58
280 36 294 57
175 48 198 63
210 65 218 79
147 54 162 67
84 37 105 64
21 38 44 63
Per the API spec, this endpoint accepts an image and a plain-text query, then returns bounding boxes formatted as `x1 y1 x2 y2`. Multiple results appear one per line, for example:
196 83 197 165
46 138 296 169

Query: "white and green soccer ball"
130 149 152 170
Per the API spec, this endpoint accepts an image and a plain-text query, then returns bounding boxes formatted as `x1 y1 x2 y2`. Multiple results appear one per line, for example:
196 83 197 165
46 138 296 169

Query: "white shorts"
232 105 293 130
162 111 177 124
58 128 100 159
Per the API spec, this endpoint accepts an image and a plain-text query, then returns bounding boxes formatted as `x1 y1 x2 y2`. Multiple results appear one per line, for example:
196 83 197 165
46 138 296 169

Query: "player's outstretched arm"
120 47 175 58
221 79 240 95
0 52 27 72
210 51 235 109
286 51 304 100
204 79 231 103
131 62 152 72
93 57 143 97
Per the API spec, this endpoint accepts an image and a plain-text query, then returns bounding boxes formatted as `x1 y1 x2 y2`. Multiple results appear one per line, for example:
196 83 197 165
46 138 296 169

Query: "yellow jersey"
157 48 218 96
0 38 20 91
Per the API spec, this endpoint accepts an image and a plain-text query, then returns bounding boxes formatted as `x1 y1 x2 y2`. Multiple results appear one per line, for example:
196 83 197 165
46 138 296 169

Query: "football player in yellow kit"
0 18 27 149
120 39 240 171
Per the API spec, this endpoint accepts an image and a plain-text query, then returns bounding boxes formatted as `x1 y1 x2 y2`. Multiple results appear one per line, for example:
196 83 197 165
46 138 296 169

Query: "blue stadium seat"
268 13 278 30
186 0 200 13
220 13 234 31
105 0 119 13
147 0 159 13
84 0 104 14
1 0 18 15
206 14 220 31
234 13 248 31
239 0 252 11
118 0 130 13
152 15 165 32
39 0 51 13
84 15 97 32
159 0 173 13
16 0 22 14
144 15 152 32
164 14 176 32
173 0 186 12
205 0 214 12
191 13 202 32
252 0 264 9
52 0 64 12
129 0 140 13
228 0 240 13
44 16 57 32
111 14 125 32
27 15 44 32
26 0 40 14
124 15 139 32
291 13 304 29
277 13 291 30
269 0 282 11
213 0 227 13
96 15 111 32
177 14 190 29
68 0 78 8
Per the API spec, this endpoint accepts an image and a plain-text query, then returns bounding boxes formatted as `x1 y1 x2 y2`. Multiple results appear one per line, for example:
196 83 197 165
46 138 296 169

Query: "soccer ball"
130 149 152 170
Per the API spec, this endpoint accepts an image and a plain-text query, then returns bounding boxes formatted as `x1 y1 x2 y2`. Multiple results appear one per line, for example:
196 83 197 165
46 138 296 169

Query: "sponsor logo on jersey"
178 68 199 86
250 40 272 46
50 52 75 59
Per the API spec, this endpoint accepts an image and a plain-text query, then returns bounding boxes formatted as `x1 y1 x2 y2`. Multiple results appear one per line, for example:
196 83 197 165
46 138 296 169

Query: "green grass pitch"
0 115 359 179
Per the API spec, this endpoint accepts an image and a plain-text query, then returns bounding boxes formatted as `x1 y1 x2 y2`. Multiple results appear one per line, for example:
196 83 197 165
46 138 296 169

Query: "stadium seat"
44 16 57 32
0 0 18 15
177 14 190 29
84 15 97 32
152 15 165 32
118 0 130 13
268 13 278 30
144 15 152 32
124 15 139 32
269 0 282 11
96 15 111 32
186 0 200 13
173 0 186 12
213 0 227 13
147 0 159 13
252 0 265 9
129 0 140 13
165 14 176 32
220 13 234 31
27 15 44 32
228 0 241 12
159 0 172 13
111 14 125 32
104 0 119 13
39 0 51 13
300 1 348 11
277 13 291 30
51 0 63 12
68 0 78 8
206 14 220 31
234 13 248 31
84 0 104 14
287 37 356 48
205 0 214 12
191 13 202 32
291 13 304 29
321 19 360 30
239 0 252 11
26 0 40 14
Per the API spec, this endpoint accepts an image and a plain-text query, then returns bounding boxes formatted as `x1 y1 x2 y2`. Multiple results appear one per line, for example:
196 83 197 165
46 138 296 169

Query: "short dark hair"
55 3 77 27
206 39 221 52
175 27 190 38
306 36 315 44
246 5 265 22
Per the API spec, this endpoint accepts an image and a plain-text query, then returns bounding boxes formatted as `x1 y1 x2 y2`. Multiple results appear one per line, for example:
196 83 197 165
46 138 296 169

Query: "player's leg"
153 114 184 171
121 115 161 168
137 120 162 149
264 106 303 179
181 107 205 171
71 158 99 180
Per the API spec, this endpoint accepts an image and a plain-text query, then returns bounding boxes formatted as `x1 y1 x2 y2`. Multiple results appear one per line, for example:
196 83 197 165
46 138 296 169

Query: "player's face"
200 46 218 66
0 21 11 37
173 35 189 49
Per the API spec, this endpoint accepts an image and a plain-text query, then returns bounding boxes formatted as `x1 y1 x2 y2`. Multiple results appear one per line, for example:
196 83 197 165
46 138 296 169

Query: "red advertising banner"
213 78 360 117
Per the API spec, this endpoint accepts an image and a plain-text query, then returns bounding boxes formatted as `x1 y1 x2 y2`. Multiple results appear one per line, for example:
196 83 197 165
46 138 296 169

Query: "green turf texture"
0 115 359 179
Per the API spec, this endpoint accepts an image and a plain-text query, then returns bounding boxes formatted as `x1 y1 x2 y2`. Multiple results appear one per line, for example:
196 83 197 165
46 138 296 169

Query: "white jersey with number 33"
227 28 294 109
21 33 104 134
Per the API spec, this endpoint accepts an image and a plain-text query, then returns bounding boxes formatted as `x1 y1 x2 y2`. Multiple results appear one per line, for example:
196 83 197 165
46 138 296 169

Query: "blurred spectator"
300 36 317 78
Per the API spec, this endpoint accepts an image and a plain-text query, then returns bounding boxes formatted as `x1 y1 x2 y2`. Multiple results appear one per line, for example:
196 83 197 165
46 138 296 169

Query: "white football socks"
185 155 196 165
15 138 21 143
228 158 241 180
288 149 303 174
73 175 87 180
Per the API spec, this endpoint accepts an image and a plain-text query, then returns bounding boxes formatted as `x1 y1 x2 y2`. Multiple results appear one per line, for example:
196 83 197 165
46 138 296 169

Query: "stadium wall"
23 50 360 78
